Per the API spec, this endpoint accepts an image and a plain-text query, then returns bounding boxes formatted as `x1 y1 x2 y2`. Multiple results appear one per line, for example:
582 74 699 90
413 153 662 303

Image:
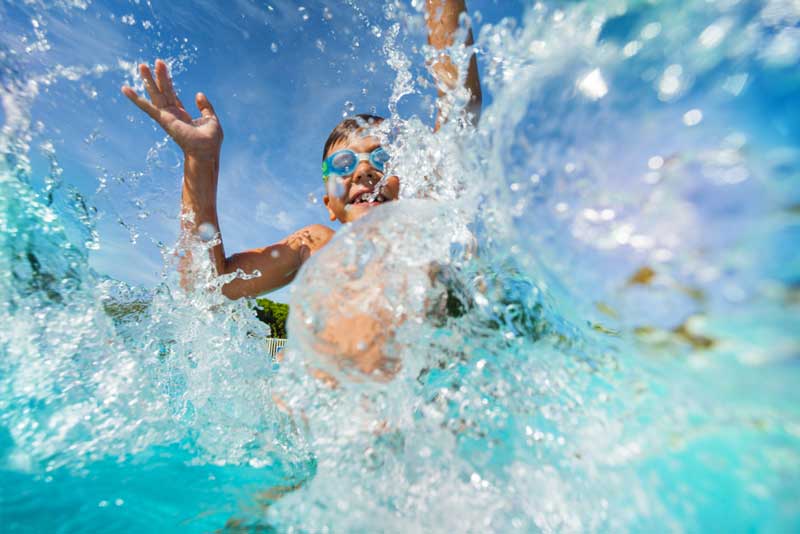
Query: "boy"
121 1 480 308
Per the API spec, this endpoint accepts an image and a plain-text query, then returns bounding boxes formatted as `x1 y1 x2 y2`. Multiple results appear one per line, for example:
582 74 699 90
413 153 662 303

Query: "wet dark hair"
322 113 385 160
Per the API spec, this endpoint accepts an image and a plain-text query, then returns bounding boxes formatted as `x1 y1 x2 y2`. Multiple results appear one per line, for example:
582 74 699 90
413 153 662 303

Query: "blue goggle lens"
370 147 389 170
331 151 356 173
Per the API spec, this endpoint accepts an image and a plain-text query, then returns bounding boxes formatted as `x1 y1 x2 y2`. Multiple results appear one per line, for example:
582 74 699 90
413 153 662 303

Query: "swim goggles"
322 147 390 183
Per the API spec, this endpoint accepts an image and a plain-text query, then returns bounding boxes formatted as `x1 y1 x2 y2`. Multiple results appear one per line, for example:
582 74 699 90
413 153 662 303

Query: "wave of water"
2 0 799 532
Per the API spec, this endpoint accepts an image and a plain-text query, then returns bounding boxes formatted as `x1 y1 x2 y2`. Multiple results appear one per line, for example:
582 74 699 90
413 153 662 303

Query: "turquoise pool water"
2 0 799 532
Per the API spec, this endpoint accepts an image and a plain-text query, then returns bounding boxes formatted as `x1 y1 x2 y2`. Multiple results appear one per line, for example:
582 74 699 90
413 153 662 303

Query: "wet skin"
322 132 401 224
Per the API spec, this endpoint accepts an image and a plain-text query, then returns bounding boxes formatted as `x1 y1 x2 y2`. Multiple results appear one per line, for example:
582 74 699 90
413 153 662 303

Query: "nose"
351 161 380 186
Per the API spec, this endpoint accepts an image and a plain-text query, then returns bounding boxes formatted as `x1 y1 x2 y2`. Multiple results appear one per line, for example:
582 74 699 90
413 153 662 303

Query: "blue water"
2 0 799 532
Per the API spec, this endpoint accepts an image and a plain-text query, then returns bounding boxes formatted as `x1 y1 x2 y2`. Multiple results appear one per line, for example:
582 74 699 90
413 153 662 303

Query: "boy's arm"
122 60 329 300
426 0 482 130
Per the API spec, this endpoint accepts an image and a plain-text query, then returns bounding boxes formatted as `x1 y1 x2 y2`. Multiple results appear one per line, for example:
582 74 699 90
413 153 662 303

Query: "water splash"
1 0 799 532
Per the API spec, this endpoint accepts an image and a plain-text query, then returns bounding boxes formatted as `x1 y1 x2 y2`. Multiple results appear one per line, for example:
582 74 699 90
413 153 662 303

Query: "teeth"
351 192 387 204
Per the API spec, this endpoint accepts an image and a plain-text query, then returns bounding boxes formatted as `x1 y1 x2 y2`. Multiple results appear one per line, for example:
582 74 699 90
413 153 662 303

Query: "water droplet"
648 156 664 170
641 22 661 40
328 176 345 198
699 21 728 48
270 42 278 53
323 7 332 20
307 192 318 204
198 222 217 242
371 26 382 38
722 73 748 96
683 108 703 126
623 40 642 57
658 64 683 100
352 36 360 48
577 68 608 100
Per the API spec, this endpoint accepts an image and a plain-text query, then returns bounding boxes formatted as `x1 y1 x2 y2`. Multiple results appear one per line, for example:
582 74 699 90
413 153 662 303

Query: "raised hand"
121 60 223 160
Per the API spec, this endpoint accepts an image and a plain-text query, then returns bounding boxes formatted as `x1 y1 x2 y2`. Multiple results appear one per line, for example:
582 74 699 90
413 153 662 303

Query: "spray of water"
1 0 799 532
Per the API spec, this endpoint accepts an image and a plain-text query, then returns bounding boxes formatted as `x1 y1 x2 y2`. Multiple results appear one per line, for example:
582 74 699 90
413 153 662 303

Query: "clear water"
2 0 799 532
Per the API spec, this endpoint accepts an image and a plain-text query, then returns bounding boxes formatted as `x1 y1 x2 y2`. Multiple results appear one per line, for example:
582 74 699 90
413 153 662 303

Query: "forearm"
426 0 482 126
178 156 307 299
218 244 305 299
179 154 225 287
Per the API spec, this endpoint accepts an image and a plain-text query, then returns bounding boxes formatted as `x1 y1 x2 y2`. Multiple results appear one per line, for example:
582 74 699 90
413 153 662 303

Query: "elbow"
220 282 243 300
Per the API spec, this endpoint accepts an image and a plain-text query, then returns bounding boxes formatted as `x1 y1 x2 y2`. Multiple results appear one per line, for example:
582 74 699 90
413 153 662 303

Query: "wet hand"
121 60 223 160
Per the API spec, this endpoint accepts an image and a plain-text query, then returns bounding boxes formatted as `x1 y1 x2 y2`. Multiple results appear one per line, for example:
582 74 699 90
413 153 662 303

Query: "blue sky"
2 0 525 302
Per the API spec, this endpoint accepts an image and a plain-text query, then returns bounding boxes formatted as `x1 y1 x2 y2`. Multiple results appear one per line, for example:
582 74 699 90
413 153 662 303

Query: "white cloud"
255 202 294 231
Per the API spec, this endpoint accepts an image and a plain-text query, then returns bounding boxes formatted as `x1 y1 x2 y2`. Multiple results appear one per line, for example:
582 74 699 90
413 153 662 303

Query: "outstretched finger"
139 63 165 107
195 92 217 119
155 59 178 107
121 85 161 122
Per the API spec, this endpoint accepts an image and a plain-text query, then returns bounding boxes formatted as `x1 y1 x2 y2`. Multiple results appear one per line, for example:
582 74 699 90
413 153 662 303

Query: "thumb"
299 245 311 263
195 92 217 118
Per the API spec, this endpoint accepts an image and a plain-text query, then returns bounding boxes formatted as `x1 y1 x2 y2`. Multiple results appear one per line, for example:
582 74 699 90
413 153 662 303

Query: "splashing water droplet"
198 222 217 242
648 156 664 170
577 68 608 100
683 108 703 126
270 42 278 53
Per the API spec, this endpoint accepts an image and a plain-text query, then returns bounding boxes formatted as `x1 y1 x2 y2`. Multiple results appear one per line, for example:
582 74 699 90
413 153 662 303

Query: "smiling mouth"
349 190 388 205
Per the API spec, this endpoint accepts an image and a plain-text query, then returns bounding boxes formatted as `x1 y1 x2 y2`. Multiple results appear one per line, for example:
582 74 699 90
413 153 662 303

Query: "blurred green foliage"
255 298 289 339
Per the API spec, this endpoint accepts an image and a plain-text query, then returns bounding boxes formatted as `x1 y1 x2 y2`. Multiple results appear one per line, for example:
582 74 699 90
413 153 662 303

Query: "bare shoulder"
299 224 335 246
282 224 335 253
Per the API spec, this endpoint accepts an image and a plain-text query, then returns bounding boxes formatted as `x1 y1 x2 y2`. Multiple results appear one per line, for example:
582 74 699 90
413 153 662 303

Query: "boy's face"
322 132 400 224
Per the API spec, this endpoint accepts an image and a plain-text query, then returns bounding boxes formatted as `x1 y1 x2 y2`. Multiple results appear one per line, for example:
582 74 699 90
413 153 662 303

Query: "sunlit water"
2 0 799 532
